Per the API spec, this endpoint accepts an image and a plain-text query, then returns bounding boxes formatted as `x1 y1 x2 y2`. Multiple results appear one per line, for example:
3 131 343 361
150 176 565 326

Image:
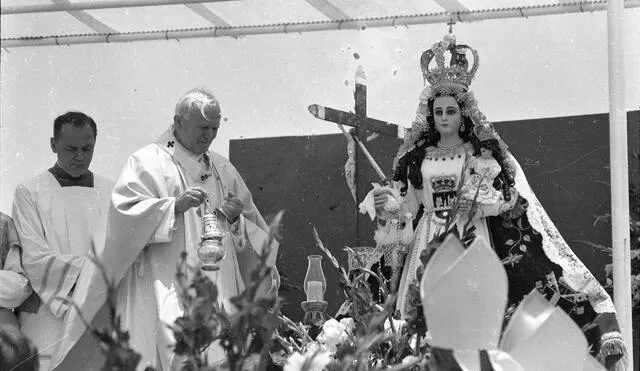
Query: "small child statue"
460 138 504 206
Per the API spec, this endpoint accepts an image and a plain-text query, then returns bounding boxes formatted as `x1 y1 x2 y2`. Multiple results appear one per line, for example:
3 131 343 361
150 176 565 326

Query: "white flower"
372 358 384 368
317 318 349 352
402 355 421 366
305 341 325 354
384 317 406 335
284 350 332 371
383 196 402 212
339 317 355 335
409 332 432 350
283 352 306 371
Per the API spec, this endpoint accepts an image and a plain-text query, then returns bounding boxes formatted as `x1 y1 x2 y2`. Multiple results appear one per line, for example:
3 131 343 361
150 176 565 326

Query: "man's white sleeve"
0 246 32 309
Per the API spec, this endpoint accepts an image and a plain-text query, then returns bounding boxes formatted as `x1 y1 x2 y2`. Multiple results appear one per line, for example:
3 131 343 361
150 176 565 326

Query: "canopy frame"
1 0 639 48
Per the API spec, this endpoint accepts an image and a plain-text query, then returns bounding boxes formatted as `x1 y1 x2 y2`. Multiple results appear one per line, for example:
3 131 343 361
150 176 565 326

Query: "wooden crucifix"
308 65 405 246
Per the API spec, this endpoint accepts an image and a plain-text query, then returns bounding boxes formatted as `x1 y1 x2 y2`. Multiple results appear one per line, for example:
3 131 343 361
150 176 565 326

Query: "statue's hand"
373 188 392 212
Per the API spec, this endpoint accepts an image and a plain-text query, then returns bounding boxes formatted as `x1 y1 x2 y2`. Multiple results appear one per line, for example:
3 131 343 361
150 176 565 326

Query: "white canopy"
2 0 639 47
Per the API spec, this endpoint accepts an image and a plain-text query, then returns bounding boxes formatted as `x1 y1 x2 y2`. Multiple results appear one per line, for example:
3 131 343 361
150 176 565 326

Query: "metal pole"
2 1 640 48
607 0 633 368
0 0 235 15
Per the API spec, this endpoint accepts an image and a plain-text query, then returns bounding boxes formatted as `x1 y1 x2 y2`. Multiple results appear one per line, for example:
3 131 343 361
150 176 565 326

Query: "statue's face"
433 96 462 138
480 147 493 158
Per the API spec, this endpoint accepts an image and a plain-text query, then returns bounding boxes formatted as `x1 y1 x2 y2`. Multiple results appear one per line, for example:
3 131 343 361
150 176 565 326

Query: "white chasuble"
12 171 113 370
52 129 279 371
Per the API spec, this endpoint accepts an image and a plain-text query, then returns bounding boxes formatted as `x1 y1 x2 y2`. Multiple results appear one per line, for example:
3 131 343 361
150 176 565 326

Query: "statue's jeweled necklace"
436 139 464 150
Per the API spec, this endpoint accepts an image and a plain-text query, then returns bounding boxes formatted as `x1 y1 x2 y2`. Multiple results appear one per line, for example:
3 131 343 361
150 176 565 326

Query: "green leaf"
336 300 352 317
516 218 524 229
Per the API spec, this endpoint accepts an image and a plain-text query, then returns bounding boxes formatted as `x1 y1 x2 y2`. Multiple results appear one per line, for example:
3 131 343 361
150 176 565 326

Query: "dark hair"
0 325 39 371
394 93 476 191
475 139 515 201
53 111 97 140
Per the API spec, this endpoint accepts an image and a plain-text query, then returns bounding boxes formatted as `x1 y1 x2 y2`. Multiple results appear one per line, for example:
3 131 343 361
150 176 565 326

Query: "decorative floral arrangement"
275 228 429 371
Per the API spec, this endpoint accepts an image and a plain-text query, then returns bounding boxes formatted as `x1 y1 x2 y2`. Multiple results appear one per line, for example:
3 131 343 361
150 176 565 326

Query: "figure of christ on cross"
308 65 409 302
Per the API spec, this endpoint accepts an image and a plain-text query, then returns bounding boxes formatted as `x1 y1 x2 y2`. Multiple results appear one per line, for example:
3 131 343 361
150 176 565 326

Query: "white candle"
306 281 324 302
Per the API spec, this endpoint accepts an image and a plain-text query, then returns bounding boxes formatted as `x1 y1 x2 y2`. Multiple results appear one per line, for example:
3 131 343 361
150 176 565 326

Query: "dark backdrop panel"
494 111 639 284
230 111 639 322
230 134 357 319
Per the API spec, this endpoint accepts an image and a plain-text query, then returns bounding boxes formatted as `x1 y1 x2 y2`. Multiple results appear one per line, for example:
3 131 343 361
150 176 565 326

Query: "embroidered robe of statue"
392 142 623 366
11 168 113 371
396 142 515 316
51 129 279 371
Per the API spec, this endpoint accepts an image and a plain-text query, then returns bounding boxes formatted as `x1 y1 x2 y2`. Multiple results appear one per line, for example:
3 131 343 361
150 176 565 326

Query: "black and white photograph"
1 1 639 370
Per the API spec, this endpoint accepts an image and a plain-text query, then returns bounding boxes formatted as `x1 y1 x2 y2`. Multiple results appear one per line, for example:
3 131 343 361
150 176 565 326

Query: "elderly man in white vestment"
11 111 113 371
56 87 280 371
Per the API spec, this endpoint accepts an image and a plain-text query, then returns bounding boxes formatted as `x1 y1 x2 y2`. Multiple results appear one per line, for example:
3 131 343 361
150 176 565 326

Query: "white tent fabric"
2 0 639 47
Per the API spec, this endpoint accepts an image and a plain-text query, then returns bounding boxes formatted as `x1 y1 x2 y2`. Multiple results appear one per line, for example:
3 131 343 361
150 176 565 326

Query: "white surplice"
12 171 113 371
52 129 279 371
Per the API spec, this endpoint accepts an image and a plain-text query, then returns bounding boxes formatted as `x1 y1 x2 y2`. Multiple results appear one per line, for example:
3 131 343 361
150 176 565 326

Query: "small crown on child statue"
474 124 497 142
421 33 479 93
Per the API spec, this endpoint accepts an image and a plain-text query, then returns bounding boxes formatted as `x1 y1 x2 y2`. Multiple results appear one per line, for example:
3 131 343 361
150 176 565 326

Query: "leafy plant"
170 211 285 371
58 243 153 371
62 211 287 371
275 228 432 371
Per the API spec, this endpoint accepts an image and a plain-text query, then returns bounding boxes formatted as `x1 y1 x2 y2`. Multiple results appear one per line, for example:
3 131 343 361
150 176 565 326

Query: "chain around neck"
436 139 464 150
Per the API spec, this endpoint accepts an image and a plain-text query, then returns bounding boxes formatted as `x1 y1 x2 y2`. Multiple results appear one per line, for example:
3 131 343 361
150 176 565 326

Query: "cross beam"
307 105 403 138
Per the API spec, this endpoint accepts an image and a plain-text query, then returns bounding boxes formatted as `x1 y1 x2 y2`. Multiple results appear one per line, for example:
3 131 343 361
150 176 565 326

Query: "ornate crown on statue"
398 31 514 166
420 33 479 94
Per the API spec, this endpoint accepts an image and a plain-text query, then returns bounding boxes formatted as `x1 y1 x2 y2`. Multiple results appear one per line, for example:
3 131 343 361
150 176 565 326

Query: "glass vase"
303 255 326 302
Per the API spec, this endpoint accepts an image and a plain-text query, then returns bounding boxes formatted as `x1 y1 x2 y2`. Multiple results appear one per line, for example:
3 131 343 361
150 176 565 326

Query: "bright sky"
1 9 639 213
